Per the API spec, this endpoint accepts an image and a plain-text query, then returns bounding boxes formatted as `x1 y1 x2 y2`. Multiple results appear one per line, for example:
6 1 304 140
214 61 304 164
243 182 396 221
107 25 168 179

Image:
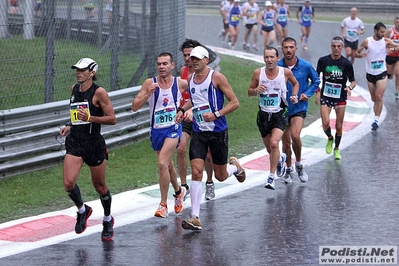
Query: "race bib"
154 107 176 127
231 15 239 22
278 15 287 22
347 30 357 37
371 60 384 70
259 94 279 107
266 18 274 26
323 82 342 98
70 101 91 125
303 14 311 21
193 104 211 124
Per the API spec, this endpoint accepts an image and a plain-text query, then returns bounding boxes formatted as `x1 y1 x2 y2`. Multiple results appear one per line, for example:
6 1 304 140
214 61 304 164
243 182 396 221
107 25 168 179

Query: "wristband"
349 85 354 90
177 107 185 114
65 122 72 127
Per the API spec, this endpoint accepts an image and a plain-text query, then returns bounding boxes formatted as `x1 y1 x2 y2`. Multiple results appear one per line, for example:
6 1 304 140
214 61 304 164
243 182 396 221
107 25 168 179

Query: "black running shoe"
101 216 115 241
75 204 92 234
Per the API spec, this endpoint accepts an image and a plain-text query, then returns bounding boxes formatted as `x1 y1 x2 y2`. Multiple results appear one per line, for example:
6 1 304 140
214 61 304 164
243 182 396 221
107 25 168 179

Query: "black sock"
335 133 342 149
100 190 112 216
67 184 83 207
324 127 332 139
174 188 182 196
181 184 189 190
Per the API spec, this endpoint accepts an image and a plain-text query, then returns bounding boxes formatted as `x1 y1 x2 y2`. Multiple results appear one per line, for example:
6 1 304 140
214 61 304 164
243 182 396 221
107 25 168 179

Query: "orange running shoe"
174 186 186 214
229 157 246 183
154 203 168 218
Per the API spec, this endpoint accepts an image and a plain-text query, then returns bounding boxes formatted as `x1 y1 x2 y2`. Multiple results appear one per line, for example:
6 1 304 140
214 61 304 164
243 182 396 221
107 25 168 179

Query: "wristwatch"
214 111 221 118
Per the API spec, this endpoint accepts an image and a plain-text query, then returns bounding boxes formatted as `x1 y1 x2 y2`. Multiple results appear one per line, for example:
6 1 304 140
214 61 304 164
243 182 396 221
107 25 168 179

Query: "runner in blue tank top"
275 0 292 47
132 52 189 219
296 0 314 50
227 0 243 50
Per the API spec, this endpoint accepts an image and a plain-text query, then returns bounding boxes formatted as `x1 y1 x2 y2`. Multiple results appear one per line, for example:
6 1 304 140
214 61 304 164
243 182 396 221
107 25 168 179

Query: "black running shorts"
257 109 288 138
189 130 228 165
65 134 108 167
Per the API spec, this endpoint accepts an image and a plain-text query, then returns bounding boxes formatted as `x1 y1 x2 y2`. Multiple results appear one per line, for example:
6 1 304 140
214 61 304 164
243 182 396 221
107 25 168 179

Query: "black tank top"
69 83 103 139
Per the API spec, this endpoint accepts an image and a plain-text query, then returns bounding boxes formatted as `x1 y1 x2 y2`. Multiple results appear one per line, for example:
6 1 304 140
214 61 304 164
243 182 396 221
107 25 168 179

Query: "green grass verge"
0 36 143 110
0 54 319 224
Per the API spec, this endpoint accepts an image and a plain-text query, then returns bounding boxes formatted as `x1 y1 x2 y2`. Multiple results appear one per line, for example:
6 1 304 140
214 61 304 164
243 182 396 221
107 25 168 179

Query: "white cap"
265 1 272 6
234 0 240 2
71 58 98 72
305 0 310 2
190 46 209 59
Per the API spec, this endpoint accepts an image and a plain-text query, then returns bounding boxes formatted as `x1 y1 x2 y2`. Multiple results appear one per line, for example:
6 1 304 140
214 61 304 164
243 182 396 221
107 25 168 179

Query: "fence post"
23 0 35 40
110 0 120 91
0 0 9 39
44 0 55 103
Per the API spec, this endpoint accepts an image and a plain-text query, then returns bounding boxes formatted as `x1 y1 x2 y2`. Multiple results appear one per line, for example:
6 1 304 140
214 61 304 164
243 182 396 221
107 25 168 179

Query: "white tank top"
365 36 387 75
148 77 181 129
258 66 287 113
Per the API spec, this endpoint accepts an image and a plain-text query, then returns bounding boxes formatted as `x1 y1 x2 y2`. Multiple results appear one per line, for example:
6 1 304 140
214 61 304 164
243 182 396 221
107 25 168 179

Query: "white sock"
374 116 380 123
268 173 275 179
190 181 202 218
103 215 112 222
226 164 237 177
78 205 85 214
295 161 302 168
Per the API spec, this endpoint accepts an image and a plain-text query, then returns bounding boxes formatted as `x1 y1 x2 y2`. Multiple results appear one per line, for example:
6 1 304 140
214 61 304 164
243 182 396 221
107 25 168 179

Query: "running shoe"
396 92 399 100
295 164 308 182
182 184 190 201
182 215 202 230
252 45 258 51
303 46 308 50
281 167 293 184
371 121 379 131
276 153 287 177
334 149 341 160
205 182 215 200
325 138 334 154
101 216 115 241
75 204 92 234
265 175 275 190
229 157 246 182
174 186 186 214
154 203 168 218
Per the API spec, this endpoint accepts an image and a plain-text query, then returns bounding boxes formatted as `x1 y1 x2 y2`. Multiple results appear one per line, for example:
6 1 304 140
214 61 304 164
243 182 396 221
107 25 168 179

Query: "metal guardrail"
0 86 149 179
0 50 220 179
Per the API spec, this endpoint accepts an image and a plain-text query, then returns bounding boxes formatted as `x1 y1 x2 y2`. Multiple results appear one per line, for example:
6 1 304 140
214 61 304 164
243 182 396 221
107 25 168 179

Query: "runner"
316 37 356 160
296 0 315 50
340 7 365 64
384 17 399 99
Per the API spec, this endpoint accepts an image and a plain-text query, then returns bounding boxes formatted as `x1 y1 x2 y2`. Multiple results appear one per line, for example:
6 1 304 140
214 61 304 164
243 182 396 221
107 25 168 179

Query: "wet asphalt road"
2 13 399 266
